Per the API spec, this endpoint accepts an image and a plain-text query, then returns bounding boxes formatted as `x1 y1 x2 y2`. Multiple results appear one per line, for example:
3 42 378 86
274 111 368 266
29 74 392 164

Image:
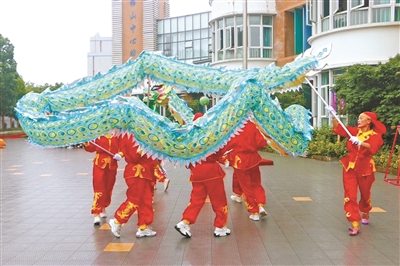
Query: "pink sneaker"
348 226 360 236
361 213 369 225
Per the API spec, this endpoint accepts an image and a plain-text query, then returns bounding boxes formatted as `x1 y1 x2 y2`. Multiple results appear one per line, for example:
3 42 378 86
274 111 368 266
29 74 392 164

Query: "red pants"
233 166 265 213
232 167 266 206
114 177 155 226
91 166 116 215
182 178 228 228
342 168 375 222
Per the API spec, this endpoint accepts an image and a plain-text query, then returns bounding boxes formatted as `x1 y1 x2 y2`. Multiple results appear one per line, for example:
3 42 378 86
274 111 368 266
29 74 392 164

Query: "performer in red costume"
331 111 386 236
175 113 230 238
108 134 163 238
223 119 268 221
84 134 123 225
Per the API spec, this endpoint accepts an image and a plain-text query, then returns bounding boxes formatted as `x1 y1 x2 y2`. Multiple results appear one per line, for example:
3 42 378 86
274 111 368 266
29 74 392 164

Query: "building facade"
307 0 400 127
90 0 399 128
157 11 212 64
87 33 112 77
111 0 170 66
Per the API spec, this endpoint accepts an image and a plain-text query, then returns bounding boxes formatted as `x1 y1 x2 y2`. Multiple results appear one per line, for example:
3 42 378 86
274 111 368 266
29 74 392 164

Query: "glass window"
186 47 193 58
372 7 391 22
218 29 224 50
178 32 185 42
172 42 178 56
171 18 177 32
323 0 330 17
262 16 272 25
178 42 185 59
373 0 390 5
263 27 272 47
186 30 193 40
178 17 185 31
226 49 234 59
193 14 201 29
171 33 178 42
236 16 243 26
250 27 260 46
157 21 163 34
164 34 171 43
193 29 201 39
218 19 223 29
237 26 243 47
164 20 170 34
321 72 329 85
201 28 209 38
396 7 400 21
226 17 234 27
249 48 261 58
201 38 209 57
263 49 272 58
194 40 201 57
186 16 193 30
185 41 193 48
201 12 209 28
249 15 260 25
225 28 231 48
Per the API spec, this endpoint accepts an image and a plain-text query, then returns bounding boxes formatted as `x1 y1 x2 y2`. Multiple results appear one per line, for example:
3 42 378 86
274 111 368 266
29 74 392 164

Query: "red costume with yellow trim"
333 112 385 228
224 120 268 214
180 113 228 228
181 151 228 228
113 134 161 228
84 134 121 216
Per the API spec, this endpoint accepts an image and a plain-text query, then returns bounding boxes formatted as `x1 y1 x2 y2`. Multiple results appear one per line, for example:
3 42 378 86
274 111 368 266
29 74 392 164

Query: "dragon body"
15 49 329 165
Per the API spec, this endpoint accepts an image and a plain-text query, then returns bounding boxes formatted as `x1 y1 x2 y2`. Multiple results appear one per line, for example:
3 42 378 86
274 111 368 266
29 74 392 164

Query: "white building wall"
210 0 276 18
87 33 113 77
310 24 400 69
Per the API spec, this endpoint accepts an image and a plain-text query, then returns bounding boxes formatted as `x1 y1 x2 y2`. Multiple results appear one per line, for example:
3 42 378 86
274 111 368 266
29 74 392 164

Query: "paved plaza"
1 138 399 265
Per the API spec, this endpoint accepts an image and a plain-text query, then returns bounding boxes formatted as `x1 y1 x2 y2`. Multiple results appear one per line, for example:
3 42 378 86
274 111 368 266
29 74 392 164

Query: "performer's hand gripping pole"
305 78 352 138
89 140 115 156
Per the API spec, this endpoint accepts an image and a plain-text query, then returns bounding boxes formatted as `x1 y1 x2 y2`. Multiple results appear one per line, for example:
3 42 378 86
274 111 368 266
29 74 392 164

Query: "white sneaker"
108 219 121 238
93 216 101 225
259 206 267 218
214 227 231 237
100 209 107 218
249 213 260 221
163 179 170 191
174 221 191 238
230 194 242 203
136 228 157 238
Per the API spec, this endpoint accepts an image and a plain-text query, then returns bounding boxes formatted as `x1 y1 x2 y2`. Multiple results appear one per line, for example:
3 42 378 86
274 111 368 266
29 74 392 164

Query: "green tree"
332 54 400 144
0 34 20 119
24 81 63 94
273 89 307 110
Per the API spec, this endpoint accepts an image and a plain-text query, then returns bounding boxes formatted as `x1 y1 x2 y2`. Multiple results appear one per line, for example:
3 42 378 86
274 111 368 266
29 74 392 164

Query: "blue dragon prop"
15 48 329 165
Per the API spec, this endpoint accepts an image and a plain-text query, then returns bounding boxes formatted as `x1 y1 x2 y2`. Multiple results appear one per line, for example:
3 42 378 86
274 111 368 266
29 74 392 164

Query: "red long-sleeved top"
223 121 267 170
334 125 383 176
84 135 120 170
120 134 160 182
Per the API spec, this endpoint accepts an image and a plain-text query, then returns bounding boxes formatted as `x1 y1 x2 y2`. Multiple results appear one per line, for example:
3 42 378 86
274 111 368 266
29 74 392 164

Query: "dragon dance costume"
175 113 230 238
84 134 121 223
109 134 165 238
223 121 268 219
333 111 386 236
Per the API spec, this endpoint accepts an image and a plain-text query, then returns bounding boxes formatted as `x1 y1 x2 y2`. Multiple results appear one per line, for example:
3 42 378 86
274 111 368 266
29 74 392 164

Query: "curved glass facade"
157 11 212 63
